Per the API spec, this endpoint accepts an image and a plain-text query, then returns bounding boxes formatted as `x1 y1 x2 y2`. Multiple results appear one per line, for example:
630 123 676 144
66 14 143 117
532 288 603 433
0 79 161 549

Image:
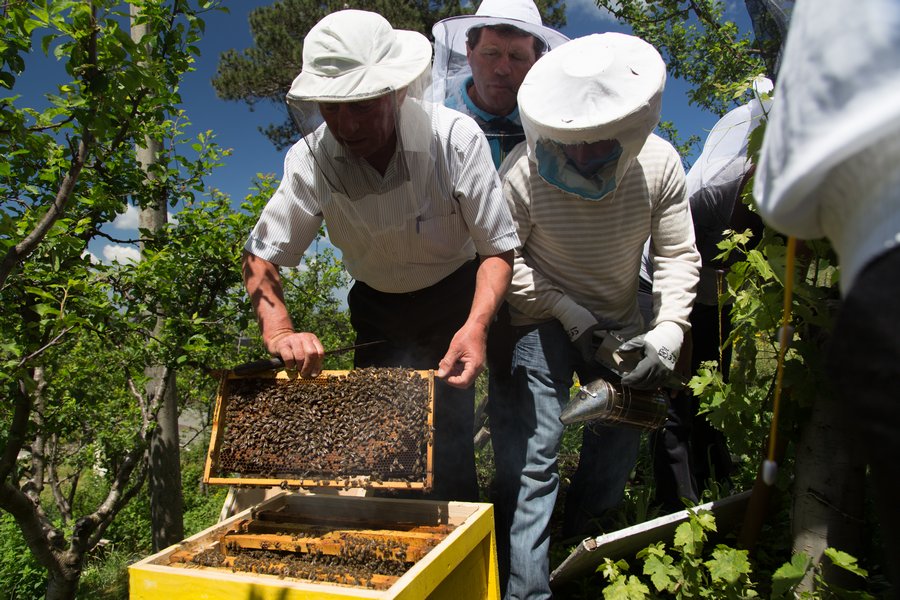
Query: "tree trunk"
45 571 79 600
147 366 184 550
132 3 184 553
791 389 866 593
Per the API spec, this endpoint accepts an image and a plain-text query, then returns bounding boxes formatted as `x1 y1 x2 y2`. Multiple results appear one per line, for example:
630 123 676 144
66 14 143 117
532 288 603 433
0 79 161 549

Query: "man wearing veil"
492 33 700 598
431 0 568 172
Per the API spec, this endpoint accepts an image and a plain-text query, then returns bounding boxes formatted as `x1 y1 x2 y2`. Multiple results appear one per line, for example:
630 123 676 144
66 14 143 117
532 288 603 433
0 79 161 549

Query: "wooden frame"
204 369 435 491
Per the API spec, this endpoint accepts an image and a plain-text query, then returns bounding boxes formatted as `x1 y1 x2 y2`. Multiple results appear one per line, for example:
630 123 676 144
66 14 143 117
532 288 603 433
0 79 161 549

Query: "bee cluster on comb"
214 367 432 487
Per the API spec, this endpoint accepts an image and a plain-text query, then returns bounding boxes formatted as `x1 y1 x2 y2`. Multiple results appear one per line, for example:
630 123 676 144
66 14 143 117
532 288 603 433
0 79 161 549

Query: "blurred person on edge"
755 0 900 592
242 10 518 502
490 33 700 599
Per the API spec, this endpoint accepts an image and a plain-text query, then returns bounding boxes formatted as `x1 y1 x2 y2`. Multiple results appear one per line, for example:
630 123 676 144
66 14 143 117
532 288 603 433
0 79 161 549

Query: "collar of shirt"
460 77 522 125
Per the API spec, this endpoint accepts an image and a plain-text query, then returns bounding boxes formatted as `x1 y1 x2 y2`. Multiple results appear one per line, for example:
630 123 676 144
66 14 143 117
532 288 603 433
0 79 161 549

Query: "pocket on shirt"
410 212 473 262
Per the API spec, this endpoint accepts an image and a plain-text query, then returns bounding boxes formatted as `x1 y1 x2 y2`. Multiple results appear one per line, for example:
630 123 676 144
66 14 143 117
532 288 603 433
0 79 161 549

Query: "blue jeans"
488 320 640 600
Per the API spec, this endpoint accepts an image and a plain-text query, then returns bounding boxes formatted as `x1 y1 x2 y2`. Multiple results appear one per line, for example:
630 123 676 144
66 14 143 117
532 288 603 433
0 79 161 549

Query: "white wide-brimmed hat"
288 10 432 103
432 0 569 58
519 32 666 145
519 33 667 199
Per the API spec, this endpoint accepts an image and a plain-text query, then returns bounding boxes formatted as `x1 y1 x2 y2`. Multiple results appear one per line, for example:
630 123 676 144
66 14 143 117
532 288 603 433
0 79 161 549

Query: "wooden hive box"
129 492 500 599
204 368 435 491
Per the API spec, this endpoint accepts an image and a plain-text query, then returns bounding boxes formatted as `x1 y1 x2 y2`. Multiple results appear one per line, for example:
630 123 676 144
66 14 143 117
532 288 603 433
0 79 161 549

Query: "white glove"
554 297 623 363
561 305 600 362
619 322 683 390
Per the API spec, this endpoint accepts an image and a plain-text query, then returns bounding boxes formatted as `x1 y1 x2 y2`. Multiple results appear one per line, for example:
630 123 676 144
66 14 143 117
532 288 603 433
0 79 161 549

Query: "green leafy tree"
0 1 377 597
0 1 239 597
595 0 782 161
212 0 567 150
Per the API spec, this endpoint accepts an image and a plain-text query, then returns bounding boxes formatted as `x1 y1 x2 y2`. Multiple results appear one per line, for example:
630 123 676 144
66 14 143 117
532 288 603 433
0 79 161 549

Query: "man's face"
562 140 622 177
318 94 397 170
466 27 538 117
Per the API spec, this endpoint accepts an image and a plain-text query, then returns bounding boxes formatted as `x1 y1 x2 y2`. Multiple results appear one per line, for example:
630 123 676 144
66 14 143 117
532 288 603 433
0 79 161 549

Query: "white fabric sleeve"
647 148 701 331
451 119 520 256
244 143 325 267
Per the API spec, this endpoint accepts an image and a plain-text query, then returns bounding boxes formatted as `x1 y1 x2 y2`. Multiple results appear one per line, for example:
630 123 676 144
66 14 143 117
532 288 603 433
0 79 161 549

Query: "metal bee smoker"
560 377 668 430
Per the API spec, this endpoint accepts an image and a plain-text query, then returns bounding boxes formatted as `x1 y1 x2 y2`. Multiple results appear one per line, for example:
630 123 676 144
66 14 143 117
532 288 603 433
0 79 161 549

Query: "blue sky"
182 0 737 211
17 1 754 263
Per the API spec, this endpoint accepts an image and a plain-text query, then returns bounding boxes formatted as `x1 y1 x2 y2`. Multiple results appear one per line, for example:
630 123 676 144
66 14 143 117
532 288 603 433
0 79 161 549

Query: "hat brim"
432 14 570 57
287 30 432 103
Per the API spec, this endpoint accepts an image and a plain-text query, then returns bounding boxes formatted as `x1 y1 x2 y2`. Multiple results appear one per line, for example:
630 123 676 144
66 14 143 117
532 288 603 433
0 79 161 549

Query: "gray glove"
572 323 600 363
618 335 674 390
573 319 624 364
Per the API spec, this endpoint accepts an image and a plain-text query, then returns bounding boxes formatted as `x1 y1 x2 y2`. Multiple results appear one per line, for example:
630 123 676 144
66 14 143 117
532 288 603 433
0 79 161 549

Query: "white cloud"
111 204 139 230
102 244 141 265
566 0 620 24
111 204 178 230
562 0 639 38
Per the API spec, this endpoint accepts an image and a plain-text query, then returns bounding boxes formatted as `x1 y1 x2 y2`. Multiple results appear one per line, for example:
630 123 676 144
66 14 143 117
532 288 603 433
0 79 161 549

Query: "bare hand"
267 331 325 378
436 324 486 389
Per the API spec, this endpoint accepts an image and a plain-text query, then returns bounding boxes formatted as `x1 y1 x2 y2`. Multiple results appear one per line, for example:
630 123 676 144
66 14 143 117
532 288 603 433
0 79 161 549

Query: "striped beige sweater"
503 134 700 341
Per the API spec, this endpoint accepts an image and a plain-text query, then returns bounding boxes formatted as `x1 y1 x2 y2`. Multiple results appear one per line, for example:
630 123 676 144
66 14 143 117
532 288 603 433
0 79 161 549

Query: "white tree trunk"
132 4 184 553
791 389 866 592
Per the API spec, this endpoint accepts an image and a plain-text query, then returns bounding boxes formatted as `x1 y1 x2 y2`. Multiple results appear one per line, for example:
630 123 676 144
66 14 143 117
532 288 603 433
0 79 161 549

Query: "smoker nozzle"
560 377 668 431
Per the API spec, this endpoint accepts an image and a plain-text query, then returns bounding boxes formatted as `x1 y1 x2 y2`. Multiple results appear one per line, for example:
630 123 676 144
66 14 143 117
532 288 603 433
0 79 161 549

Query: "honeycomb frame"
204 368 434 491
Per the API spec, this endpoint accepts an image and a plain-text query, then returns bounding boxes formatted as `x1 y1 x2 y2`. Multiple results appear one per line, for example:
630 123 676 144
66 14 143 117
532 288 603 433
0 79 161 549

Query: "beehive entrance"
205 367 434 490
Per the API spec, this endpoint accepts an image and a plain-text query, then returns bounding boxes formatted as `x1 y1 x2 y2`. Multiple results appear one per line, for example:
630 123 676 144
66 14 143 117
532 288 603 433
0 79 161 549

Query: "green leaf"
824 548 868 578
771 553 812 598
694 510 717 533
747 121 767 163
597 557 629 580
673 520 705 555
603 575 651 600
705 545 751 584
643 552 676 591
32 303 61 319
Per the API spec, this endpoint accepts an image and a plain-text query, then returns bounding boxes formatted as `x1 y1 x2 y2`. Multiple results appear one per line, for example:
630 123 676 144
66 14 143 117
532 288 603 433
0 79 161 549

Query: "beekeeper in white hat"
431 0 569 170
487 32 699 599
243 9 518 503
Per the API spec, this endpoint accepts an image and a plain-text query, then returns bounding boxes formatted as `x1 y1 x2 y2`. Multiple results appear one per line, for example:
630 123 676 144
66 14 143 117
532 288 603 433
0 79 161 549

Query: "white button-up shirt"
246 101 519 294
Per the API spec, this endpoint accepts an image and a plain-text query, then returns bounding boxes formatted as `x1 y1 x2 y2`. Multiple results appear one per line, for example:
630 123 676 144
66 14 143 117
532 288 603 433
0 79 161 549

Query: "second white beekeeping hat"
518 32 666 147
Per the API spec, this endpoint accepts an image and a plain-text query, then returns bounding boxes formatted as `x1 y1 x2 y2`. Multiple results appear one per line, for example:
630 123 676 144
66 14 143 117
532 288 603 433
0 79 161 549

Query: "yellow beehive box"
129 492 500 600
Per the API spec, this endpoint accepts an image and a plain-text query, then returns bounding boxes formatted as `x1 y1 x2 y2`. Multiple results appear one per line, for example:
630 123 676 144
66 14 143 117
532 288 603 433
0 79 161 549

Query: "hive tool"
231 340 386 375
